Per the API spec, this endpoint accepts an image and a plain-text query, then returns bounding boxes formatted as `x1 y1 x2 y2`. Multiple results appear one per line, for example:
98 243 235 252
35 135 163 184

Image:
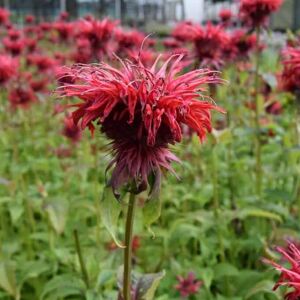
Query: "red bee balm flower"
0 8 10 25
280 47 300 94
175 272 202 298
0 55 18 85
58 55 223 196
239 0 283 28
9 85 36 108
263 243 300 300
219 9 232 23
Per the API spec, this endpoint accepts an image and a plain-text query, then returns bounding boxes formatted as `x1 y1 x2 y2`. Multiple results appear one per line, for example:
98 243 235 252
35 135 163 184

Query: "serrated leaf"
100 186 124 248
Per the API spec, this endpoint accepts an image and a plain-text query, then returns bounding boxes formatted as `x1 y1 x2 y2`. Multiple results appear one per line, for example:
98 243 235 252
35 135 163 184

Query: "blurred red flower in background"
9 85 36 108
175 272 202 297
76 18 117 60
0 54 18 85
280 47 300 94
0 8 10 25
25 15 35 24
239 0 283 28
219 8 232 26
62 116 82 143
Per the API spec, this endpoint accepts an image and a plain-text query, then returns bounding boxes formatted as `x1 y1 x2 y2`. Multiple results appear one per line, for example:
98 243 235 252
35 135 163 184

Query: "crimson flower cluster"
263 243 300 300
239 0 283 28
58 55 223 197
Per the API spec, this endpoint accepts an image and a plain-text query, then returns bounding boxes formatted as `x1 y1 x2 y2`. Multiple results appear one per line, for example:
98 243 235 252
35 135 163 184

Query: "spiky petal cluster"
231 30 257 59
76 18 117 60
187 22 229 68
280 47 300 94
239 0 283 28
175 272 202 298
58 55 223 196
263 243 300 300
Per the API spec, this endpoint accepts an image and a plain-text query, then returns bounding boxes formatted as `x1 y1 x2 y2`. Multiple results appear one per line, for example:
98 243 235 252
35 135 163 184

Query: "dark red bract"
58 55 223 196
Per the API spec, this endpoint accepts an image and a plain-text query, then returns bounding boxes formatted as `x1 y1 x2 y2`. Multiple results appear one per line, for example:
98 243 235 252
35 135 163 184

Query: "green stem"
294 93 300 206
254 26 262 197
211 146 225 262
123 190 136 300
73 229 90 289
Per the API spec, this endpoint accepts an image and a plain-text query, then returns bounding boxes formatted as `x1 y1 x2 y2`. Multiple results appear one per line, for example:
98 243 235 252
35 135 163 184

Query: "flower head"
219 9 232 24
76 18 117 60
263 242 300 300
175 272 202 297
280 47 300 94
58 55 223 197
25 15 35 24
172 21 195 42
0 8 10 25
185 22 229 68
239 0 283 28
54 21 74 41
9 85 36 108
0 55 18 85
231 29 257 60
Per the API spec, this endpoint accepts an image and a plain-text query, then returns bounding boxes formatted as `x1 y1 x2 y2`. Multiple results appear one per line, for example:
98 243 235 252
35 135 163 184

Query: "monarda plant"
238 0 283 197
57 54 224 300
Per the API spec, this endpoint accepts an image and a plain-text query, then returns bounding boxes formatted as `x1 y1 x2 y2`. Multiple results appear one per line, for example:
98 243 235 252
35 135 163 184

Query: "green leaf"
136 271 165 300
18 261 50 285
239 208 282 223
100 186 124 248
44 200 68 235
41 274 85 300
143 197 162 237
214 263 239 279
245 280 280 299
0 262 19 300
199 268 213 289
